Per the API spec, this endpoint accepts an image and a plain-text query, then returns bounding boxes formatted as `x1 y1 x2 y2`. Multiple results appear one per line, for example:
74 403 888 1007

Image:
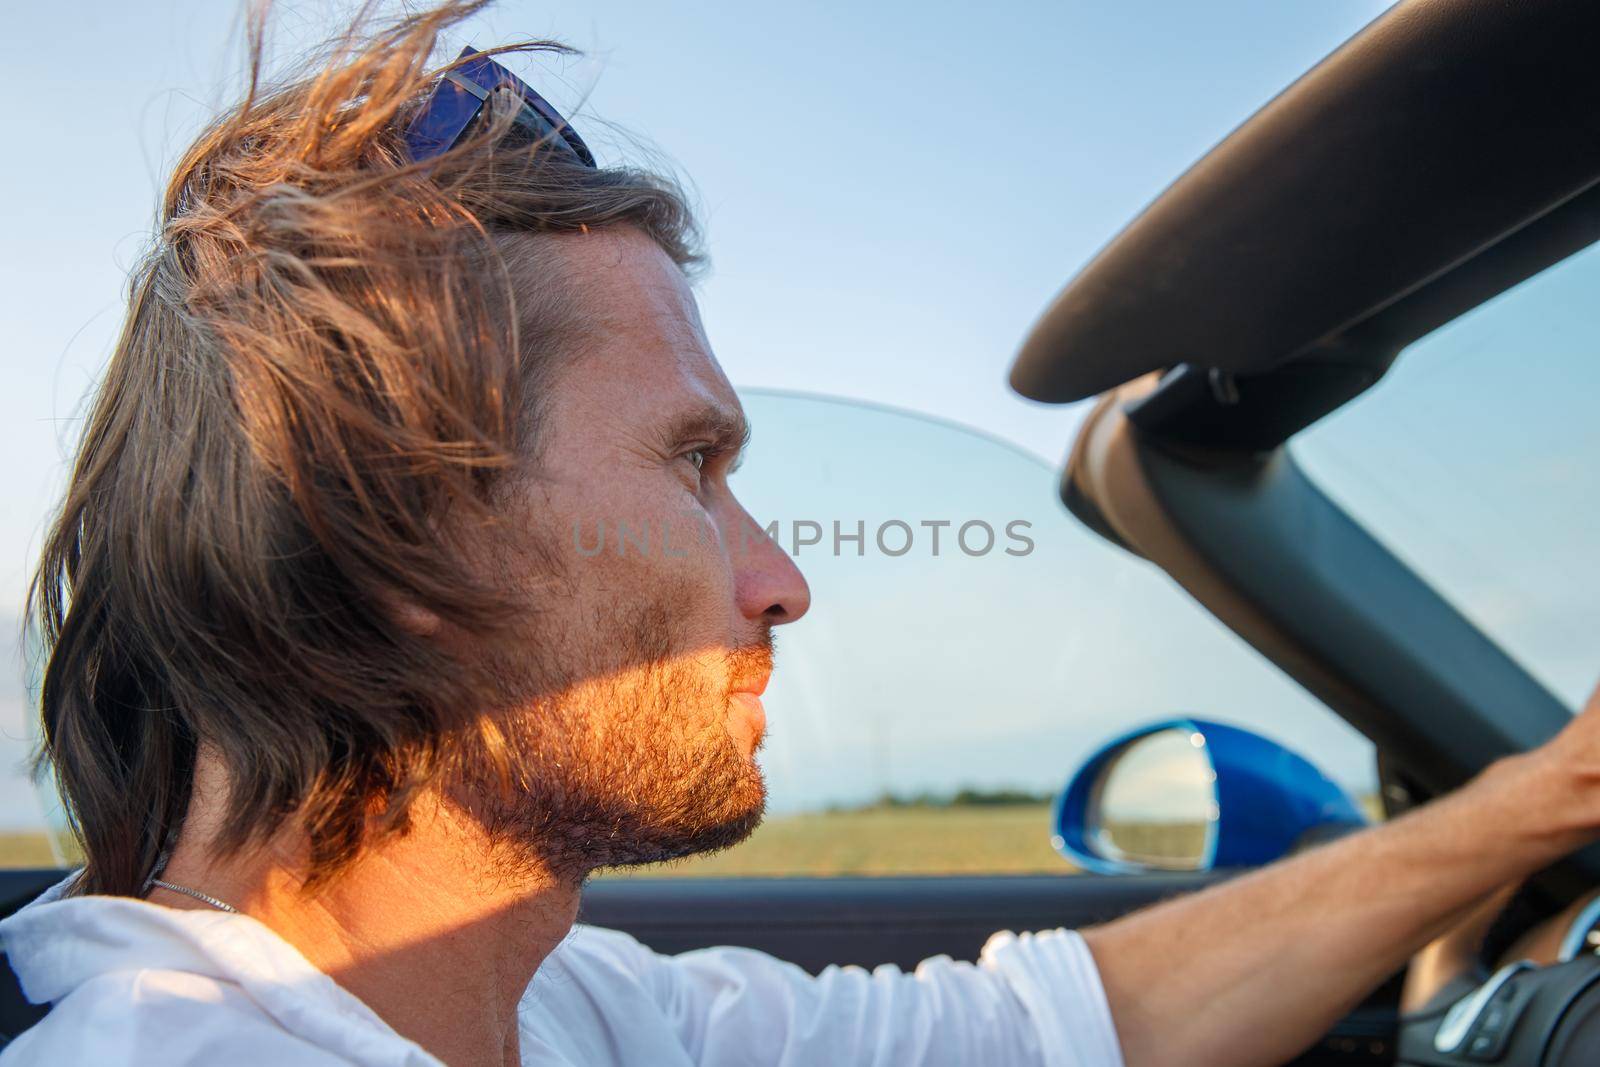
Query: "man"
4 4 1600 1065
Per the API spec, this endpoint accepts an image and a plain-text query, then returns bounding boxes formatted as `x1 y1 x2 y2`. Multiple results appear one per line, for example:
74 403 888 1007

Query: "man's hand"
1083 678 1600 1067
1487 679 1600 853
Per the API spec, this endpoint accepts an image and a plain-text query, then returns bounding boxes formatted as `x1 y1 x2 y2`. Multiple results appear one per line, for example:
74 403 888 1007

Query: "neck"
153 760 578 1067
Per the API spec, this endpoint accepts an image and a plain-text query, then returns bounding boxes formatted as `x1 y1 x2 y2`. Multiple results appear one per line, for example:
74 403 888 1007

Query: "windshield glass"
1295 243 1600 712
736 390 1374 813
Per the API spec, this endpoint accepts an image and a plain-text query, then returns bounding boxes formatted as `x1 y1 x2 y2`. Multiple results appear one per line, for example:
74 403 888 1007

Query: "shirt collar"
1 873 438 1066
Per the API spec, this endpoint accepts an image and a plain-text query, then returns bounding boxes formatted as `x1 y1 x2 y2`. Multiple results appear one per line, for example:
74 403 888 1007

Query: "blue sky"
4 0 1596 833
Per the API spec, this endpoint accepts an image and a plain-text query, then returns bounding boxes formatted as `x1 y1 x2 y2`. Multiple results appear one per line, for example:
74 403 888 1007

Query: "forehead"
532 227 739 429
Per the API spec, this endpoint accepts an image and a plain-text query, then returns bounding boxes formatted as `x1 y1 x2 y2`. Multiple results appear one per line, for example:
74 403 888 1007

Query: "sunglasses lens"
505 91 596 167
404 75 482 161
406 48 596 169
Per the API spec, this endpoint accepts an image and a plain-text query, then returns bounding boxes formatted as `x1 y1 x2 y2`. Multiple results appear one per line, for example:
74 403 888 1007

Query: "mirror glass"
1088 727 1217 870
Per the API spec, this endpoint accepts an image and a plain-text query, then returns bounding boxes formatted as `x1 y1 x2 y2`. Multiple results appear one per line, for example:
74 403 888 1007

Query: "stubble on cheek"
444 568 767 881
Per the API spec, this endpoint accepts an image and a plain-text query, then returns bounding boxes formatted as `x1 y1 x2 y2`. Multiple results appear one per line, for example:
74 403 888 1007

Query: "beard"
447 595 773 882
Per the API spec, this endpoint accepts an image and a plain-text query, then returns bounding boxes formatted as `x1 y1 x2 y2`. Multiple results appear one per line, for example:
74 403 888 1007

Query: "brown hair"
28 0 700 896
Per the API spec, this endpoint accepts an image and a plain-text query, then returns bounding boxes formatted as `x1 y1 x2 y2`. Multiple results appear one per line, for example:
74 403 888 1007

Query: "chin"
466 683 771 877
609 769 768 871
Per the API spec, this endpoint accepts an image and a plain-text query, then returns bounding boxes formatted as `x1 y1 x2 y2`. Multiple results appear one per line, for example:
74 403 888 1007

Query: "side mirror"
1052 718 1366 874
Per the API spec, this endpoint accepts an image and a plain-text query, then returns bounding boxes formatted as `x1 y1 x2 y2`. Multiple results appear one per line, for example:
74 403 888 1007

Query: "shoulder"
543 925 806 1000
550 924 668 974
536 923 669 998
1 969 351 1067
520 926 699 1064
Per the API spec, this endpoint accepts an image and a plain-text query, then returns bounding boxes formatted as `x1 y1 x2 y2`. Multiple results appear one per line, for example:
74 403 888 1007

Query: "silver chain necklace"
146 878 239 914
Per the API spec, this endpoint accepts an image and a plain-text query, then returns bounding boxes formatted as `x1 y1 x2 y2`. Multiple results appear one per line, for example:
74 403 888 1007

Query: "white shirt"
0 875 1124 1066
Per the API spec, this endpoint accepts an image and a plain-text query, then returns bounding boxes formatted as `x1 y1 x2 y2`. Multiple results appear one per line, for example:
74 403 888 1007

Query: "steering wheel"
1397 886 1600 1064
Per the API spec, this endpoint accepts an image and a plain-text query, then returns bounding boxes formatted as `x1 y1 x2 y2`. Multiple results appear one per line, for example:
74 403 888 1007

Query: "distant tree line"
827 787 1055 813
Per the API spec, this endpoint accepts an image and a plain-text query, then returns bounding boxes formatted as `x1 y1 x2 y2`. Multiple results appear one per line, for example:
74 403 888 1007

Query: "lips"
730 672 770 697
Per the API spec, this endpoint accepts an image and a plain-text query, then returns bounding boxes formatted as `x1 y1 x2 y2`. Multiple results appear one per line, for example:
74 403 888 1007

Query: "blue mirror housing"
1053 718 1366 874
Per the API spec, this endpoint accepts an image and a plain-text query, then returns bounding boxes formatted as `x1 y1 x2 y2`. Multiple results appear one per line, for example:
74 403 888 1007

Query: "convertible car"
4 0 1598 1063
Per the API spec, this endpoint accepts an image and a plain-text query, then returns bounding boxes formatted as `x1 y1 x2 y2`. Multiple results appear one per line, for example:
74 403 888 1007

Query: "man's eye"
685 449 707 472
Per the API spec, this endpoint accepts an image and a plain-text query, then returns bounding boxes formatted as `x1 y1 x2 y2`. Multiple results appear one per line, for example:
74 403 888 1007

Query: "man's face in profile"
451 227 810 878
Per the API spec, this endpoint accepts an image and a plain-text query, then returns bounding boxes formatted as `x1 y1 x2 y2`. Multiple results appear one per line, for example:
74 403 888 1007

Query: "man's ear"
394 600 443 637
375 588 444 637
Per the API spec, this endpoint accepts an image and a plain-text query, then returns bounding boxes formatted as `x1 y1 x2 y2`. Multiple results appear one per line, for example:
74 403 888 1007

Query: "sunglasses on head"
405 46 596 168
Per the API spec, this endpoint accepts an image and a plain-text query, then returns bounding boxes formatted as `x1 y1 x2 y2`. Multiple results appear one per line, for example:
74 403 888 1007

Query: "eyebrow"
659 404 752 458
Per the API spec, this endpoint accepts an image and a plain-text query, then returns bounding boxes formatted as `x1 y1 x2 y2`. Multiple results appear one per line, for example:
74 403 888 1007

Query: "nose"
730 508 810 626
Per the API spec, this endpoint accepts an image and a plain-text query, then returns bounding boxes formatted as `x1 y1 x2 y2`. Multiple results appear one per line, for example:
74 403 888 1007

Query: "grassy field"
0 832 60 868
603 803 1069 879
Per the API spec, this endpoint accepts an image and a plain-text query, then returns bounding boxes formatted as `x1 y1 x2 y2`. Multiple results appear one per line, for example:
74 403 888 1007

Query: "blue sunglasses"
405 46 596 168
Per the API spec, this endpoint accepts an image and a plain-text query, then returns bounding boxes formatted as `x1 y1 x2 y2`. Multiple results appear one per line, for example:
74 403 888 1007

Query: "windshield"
1295 242 1600 712
735 390 1375 817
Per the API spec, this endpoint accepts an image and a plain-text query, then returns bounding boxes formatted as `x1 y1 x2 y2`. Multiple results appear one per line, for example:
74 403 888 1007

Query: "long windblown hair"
28 0 700 896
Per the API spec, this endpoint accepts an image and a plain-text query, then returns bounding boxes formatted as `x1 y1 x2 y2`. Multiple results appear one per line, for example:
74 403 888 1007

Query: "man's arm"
1084 681 1600 1067
571 923 1123 1066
